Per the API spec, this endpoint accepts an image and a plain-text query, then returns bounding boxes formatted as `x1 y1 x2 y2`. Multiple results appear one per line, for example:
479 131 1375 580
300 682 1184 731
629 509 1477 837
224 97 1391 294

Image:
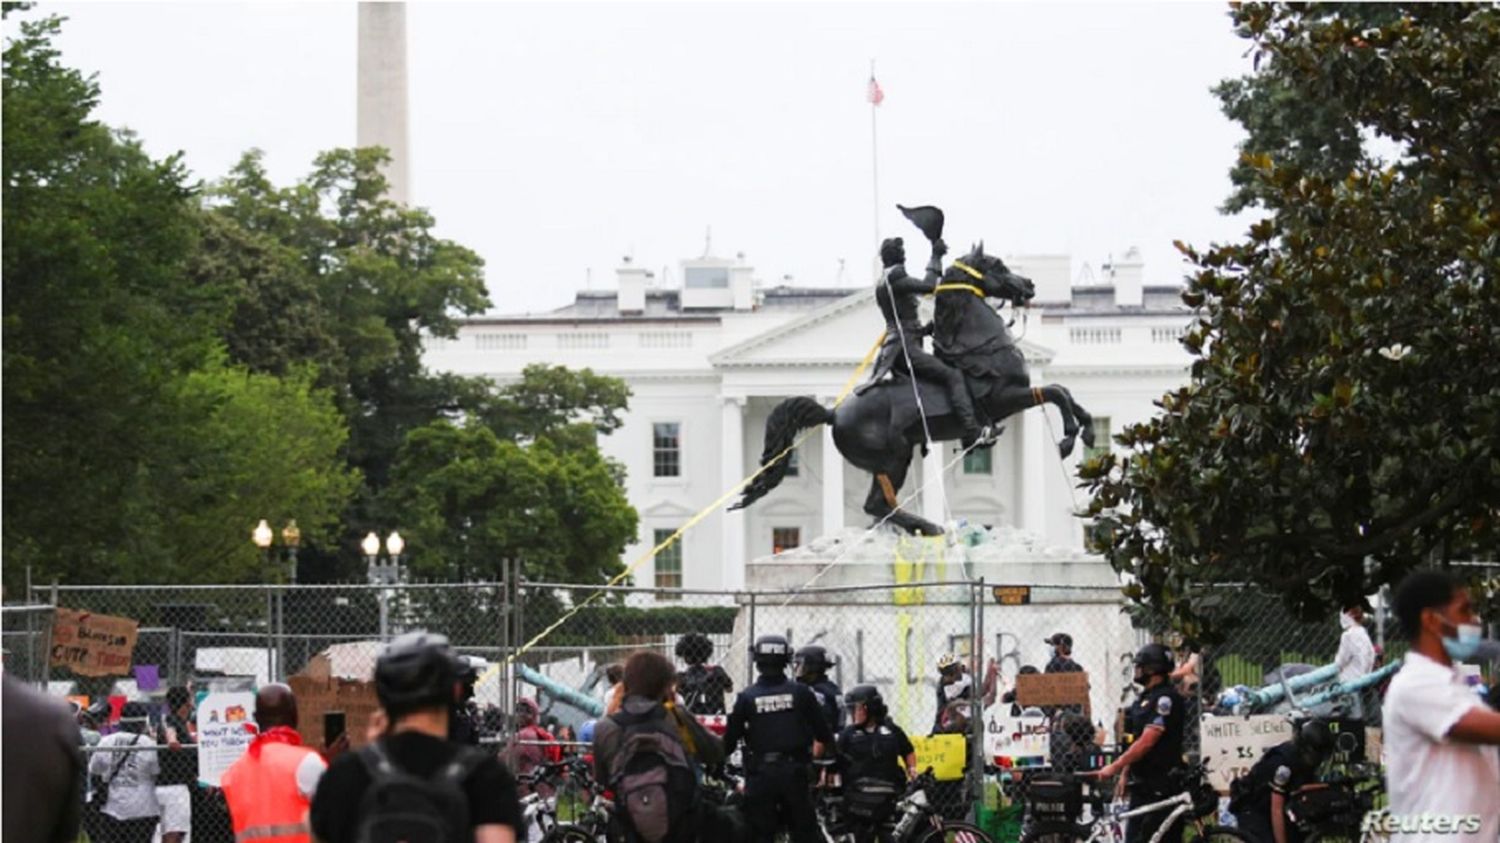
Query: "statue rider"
875 235 985 449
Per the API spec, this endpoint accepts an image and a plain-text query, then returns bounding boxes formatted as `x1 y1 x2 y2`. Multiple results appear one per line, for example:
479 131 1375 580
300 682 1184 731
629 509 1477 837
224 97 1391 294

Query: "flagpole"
870 59 881 266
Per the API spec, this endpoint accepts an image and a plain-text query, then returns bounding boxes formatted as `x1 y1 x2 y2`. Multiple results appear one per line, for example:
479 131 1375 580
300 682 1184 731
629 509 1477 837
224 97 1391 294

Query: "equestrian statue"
731 205 1095 537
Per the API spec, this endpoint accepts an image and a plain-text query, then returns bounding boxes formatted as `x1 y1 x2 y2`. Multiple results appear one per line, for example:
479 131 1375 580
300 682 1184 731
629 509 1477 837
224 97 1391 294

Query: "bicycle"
1289 763 1388 843
1020 762 1252 843
521 758 604 843
828 768 997 843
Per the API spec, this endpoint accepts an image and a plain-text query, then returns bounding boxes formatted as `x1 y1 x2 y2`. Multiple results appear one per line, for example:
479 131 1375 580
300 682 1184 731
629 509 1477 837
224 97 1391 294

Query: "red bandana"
247 725 303 758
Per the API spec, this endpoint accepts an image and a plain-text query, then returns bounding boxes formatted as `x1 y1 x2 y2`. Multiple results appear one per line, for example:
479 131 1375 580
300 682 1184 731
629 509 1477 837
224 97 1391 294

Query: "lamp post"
281 520 301 585
364 530 406 639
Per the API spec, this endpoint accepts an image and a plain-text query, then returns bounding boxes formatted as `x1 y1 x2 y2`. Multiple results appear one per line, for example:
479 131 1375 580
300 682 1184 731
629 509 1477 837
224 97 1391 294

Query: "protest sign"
911 733 968 781
1015 672 1091 715
984 709 1050 768
1200 714 1293 794
49 608 138 677
197 689 257 787
289 643 383 749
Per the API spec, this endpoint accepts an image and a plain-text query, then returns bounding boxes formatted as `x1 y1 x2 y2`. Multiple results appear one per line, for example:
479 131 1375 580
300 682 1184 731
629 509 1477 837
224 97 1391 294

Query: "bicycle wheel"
913 819 1000 843
543 824 600 843
1019 820 1088 843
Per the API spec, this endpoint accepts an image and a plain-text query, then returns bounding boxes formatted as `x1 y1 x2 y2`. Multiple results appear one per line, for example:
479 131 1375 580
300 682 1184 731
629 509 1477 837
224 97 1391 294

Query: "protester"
1335 598 1376 719
601 662 626 712
1229 720 1335 843
1092 644 1187 843
88 700 161 843
155 685 198 843
932 653 998 732
837 685 916 843
1001 665 1041 716
1383 570 1500 841
794 644 844 731
312 631 521 843
593 650 731 843
1049 712 1103 773
676 632 734 715
221 684 327 843
451 655 486 746
2 674 83 843
724 635 835 843
1044 633 1083 674
506 697 562 797
1168 635 1202 696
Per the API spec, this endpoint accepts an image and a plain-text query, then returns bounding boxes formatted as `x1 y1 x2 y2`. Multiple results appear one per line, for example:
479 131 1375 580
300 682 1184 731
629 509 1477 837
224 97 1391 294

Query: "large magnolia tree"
1083 4 1500 639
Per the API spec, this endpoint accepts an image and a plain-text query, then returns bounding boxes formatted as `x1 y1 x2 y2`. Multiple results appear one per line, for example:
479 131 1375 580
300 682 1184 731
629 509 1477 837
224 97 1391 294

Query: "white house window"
684 267 729 289
772 527 801 555
654 528 682 596
962 448 992 475
475 333 527 351
1084 416 1112 463
653 423 681 478
785 448 800 477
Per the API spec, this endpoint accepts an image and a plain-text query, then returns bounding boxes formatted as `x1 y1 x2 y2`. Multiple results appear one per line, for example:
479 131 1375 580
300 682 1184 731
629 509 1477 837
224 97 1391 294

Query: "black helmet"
1133 643 1174 676
376 631 459 714
676 632 714 666
795 645 833 677
1294 720 1335 765
879 237 906 268
845 684 887 721
752 634 791 671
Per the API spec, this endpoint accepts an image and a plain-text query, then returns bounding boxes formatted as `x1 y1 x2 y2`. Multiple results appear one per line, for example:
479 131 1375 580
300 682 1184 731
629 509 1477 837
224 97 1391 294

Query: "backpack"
354 740 489 843
607 708 700 843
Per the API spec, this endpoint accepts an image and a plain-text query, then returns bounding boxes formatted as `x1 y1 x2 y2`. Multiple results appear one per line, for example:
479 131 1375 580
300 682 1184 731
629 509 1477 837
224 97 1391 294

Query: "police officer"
724 635 836 843
837 686 916 843
1092 643 1187 843
1230 720 1335 843
795 645 844 732
449 654 485 745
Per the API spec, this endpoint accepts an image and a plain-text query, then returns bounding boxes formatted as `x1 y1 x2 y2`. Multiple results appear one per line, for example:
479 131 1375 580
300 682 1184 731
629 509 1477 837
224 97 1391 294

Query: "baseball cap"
1044 633 1073 648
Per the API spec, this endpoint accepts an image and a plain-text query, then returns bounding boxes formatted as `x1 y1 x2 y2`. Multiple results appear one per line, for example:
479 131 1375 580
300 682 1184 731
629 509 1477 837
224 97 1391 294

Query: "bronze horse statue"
731 244 1095 536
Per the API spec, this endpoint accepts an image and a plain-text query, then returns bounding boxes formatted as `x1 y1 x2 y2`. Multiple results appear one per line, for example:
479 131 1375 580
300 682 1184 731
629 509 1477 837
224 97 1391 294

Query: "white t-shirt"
1382 651 1500 842
1336 623 1375 683
295 751 327 799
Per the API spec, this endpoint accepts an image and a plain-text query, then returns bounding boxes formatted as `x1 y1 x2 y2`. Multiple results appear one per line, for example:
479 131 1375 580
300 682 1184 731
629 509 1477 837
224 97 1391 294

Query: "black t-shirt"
1237 741 1317 815
837 722 914 787
678 665 734 715
310 732 521 843
157 712 198 785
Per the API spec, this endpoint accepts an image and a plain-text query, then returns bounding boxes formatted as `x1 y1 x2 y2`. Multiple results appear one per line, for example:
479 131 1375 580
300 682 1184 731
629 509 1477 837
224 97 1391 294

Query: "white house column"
721 396 747 590
1020 406 1048 537
820 399 844 537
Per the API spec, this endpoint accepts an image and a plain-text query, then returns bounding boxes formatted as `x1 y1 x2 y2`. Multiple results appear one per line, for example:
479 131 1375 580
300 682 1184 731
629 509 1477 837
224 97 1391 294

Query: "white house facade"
423 248 1194 592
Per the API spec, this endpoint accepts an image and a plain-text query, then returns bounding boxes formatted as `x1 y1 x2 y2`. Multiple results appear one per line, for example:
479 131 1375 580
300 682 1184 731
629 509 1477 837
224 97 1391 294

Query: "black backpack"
607 708 700 843
354 741 489 843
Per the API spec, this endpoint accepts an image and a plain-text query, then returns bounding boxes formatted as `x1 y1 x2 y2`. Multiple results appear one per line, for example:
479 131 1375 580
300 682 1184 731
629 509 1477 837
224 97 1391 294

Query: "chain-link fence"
11 573 1440 842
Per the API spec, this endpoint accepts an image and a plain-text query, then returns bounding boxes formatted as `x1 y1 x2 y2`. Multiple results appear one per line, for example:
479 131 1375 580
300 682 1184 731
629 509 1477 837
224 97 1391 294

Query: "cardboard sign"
197 690 257 787
911 733 968 782
992 585 1032 606
1200 714 1294 794
50 609 138 677
1015 672 1091 715
984 710 1051 767
289 674 381 750
1365 726 1382 765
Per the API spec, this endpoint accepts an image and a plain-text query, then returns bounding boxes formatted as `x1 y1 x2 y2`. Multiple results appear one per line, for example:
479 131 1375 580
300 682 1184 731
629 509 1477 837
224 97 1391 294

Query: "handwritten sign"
197 690 257 787
911 733 968 781
992 585 1032 606
50 609 138 677
1016 672 1091 715
984 710 1051 767
1200 715 1293 794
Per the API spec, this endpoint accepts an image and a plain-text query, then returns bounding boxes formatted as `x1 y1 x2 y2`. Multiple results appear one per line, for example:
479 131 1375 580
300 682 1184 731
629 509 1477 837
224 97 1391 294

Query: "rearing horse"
732 244 1095 536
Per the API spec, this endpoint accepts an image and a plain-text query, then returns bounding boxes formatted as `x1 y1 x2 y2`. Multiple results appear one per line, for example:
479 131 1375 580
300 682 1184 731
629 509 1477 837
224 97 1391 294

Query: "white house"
423 247 1193 592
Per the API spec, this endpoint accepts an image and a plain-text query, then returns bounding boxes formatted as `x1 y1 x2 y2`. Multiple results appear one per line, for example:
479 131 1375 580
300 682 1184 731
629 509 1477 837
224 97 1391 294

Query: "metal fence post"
746 591 758 686
40 580 59 690
969 579 986 813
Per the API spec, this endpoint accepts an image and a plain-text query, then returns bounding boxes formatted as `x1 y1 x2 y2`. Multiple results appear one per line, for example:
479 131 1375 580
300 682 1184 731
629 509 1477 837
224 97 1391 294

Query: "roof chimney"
618 256 648 314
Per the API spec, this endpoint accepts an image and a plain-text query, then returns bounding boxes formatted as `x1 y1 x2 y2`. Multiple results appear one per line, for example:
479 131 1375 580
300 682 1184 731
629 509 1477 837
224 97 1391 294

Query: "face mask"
1440 617 1484 662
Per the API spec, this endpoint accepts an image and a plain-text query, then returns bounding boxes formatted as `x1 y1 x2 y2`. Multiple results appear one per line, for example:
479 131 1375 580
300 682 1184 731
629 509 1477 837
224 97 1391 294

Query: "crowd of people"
4 567 1499 843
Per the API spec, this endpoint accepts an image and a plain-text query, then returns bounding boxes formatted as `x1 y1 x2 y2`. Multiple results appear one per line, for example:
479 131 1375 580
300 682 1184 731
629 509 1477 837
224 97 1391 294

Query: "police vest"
221 741 320 843
1122 683 1185 784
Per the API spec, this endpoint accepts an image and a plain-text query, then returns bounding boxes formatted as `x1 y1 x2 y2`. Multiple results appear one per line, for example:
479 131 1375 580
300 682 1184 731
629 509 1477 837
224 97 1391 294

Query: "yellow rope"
933 283 984 298
481 330 888 681
951 260 984 280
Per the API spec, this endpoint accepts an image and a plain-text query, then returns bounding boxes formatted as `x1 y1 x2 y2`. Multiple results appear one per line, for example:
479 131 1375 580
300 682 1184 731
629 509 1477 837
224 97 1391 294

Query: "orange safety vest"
221 740 320 843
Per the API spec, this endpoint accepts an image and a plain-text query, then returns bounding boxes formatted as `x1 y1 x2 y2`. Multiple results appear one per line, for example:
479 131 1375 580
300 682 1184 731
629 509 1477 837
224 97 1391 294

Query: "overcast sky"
29 1 1257 315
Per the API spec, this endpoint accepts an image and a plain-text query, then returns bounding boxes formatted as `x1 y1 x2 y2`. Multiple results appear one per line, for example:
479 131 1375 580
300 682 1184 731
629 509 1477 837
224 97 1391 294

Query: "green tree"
1083 3 1500 640
2 15 359 588
384 420 637 583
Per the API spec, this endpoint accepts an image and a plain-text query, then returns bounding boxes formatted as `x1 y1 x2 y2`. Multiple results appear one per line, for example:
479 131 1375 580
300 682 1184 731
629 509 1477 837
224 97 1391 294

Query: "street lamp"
252 519 274 550
281 520 301 585
363 530 407 639
386 531 405 559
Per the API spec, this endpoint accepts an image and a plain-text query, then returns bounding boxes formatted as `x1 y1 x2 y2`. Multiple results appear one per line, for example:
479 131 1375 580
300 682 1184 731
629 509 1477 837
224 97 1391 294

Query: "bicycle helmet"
579 719 597 745
375 631 460 714
845 684 887 721
676 632 714 666
1294 719 1336 766
937 653 962 673
1132 643 1175 676
795 645 834 677
752 635 791 671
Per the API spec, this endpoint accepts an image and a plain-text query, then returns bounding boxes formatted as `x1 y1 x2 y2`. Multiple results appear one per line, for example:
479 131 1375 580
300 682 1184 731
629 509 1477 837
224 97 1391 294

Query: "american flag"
867 74 885 106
